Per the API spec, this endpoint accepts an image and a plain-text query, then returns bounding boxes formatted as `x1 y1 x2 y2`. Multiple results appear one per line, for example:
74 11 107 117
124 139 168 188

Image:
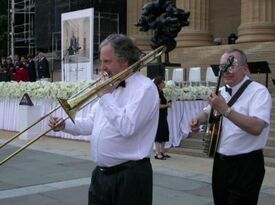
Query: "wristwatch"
222 107 232 118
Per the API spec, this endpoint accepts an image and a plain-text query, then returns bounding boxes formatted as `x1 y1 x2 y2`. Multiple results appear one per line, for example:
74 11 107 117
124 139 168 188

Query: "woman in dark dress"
153 76 171 160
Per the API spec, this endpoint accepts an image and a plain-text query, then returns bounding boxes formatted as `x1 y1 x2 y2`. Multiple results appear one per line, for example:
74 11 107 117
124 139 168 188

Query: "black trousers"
212 150 265 205
88 158 152 205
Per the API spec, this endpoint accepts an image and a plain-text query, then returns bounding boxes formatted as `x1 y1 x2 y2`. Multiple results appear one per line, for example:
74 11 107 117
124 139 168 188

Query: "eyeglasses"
219 60 245 74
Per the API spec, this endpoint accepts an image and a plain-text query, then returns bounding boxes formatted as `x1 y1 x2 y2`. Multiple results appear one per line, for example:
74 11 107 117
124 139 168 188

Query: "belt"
97 158 150 175
215 149 263 161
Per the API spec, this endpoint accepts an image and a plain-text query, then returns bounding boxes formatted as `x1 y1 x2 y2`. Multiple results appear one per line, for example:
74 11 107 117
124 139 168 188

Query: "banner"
61 8 94 81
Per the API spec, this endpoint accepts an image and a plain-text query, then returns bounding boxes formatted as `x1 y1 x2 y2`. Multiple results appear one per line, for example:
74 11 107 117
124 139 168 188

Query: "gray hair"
99 34 141 65
224 48 247 65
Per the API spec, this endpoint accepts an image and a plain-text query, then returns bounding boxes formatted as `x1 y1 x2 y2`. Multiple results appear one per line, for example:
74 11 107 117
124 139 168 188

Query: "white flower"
163 81 214 101
0 81 93 100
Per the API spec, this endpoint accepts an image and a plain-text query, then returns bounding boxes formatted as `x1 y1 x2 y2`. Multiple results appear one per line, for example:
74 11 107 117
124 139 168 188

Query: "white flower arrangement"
163 81 215 101
0 80 213 102
0 81 93 100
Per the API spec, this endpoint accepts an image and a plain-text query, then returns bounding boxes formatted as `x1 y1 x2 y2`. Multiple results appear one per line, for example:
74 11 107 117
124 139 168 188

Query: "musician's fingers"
48 116 55 127
191 118 198 125
190 119 200 132
48 116 63 129
211 93 217 98
190 125 200 132
208 94 213 103
57 120 64 128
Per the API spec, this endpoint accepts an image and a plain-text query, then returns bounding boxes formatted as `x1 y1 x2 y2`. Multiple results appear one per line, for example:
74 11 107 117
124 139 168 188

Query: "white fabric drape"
167 100 208 147
0 97 92 141
0 97 208 145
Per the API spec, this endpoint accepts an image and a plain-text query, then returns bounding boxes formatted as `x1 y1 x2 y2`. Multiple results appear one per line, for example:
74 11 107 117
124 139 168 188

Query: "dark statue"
135 0 190 53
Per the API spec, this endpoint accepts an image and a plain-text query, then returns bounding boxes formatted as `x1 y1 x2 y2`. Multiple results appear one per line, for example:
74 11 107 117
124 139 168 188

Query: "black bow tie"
116 80 126 88
225 85 232 96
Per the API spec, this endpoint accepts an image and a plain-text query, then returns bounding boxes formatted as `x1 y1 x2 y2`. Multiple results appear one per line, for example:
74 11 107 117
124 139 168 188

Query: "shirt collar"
227 75 249 96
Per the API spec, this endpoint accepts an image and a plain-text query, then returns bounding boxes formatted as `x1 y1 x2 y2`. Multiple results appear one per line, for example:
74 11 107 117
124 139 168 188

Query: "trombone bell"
57 98 77 123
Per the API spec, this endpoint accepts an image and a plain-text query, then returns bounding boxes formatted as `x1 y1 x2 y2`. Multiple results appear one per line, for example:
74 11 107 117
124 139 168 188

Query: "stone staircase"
170 87 275 167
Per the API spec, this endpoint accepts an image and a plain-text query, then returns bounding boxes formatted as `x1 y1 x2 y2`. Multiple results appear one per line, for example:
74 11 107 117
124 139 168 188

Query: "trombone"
0 45 166 166
0 79 102 150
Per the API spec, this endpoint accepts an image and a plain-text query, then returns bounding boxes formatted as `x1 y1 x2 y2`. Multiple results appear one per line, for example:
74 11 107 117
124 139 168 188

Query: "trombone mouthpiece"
99 71 109 82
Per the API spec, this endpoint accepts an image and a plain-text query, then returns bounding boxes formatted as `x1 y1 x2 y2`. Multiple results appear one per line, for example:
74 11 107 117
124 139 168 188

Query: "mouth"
223 74 232 80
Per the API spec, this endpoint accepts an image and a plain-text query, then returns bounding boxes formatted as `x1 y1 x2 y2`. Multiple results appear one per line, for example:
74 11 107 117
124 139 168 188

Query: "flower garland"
0 80 214 101
163 80 214 101
0 81 92 100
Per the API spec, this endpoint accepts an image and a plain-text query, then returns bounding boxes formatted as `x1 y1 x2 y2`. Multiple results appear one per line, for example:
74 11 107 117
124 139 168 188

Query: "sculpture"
136 0 190 54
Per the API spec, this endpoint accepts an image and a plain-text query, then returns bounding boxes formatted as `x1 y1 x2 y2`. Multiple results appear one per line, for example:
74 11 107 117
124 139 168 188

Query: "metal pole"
11 0 15 59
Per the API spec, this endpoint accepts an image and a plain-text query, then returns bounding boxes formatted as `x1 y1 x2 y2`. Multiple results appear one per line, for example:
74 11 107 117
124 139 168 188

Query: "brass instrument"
0 79 102 166
0 45 166 166
58 45 166 123
0 80 101 150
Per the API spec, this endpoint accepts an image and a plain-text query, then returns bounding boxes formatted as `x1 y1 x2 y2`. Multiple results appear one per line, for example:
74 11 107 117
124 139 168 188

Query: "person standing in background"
37 52 50 81
153 76 171 160
27 54 37 82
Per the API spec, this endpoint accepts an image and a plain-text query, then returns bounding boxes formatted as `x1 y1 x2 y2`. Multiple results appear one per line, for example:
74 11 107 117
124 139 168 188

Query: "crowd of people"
0 52 50 82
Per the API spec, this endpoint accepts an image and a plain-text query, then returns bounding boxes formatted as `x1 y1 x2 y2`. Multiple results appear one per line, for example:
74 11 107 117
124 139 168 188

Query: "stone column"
127 0 152 50
237 0 275 43
176 0 213 47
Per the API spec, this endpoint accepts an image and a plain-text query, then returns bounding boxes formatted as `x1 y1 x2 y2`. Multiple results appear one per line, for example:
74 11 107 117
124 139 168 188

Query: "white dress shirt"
204 76 272 155
64 72 159 166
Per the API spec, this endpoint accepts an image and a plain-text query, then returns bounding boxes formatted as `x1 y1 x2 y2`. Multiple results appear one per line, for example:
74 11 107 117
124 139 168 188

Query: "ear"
243 64 250 75
120 59 129 69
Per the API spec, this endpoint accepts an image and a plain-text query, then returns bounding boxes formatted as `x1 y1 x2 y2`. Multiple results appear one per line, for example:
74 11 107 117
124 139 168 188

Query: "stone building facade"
127 0 275 83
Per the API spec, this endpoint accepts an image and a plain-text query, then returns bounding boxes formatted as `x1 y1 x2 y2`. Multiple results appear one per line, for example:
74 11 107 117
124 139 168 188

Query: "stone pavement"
0 130 275 205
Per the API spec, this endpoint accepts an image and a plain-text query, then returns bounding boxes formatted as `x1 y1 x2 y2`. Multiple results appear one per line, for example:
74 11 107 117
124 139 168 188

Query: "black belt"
97 158 150 175
215 149 263 161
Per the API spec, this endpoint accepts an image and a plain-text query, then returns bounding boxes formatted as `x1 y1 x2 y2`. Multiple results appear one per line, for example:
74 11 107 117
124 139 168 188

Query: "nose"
100 63 106 72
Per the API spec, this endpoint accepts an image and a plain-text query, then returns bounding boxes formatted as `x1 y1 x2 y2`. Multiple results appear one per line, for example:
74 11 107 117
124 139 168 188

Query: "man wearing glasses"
190 48 272 205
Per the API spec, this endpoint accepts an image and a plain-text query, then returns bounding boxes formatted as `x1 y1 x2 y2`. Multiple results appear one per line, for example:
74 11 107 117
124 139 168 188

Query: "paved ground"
0 130 275 205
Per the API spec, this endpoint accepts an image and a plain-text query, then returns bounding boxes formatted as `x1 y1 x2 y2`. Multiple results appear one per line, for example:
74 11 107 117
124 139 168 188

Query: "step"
182 136 275 147
270 121 275 127
187 132 204 139
269 129 275 136
263 146 275 158
180 137 275 152
180 138 204 149
265 157 275 167
170 147 275 167
187 131 275 142
185 134 275 149
170 147 207 158
267 138 275 146
269 135 275 140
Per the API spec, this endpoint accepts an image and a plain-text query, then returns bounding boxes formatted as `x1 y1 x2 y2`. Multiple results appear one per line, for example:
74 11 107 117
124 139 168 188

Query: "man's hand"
48 116 65 132
207 93 229 115
190 118 200 133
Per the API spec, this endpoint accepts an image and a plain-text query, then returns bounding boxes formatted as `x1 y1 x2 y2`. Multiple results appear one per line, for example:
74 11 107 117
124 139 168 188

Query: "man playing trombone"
49 34 160 205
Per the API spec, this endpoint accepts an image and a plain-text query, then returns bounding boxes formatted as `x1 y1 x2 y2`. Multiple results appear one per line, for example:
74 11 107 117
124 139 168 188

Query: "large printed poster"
61 8 94 81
